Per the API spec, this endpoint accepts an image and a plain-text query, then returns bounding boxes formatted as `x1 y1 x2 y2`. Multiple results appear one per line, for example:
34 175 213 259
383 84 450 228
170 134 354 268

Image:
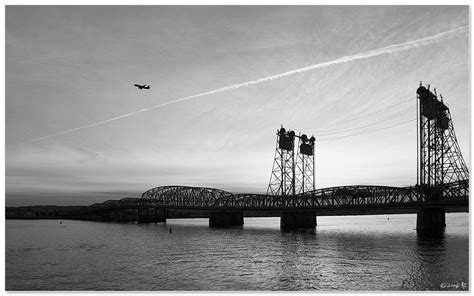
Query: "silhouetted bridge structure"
76 180 468 231
74 83 469 232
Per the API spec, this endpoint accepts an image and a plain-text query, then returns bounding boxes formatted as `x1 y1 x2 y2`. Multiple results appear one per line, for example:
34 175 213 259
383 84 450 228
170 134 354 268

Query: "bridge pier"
111 207 118 222
150 207 166 223
115 209 125 222
280 211 317 231
209 211 244 228
416 207 446 232
137 207 149 223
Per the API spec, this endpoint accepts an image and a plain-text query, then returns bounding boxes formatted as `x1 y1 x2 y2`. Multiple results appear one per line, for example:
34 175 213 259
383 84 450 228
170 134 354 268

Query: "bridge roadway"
78 180 468 231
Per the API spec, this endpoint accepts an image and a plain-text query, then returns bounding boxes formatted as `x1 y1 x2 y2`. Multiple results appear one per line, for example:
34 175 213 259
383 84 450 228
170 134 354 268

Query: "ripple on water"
5 214 469 291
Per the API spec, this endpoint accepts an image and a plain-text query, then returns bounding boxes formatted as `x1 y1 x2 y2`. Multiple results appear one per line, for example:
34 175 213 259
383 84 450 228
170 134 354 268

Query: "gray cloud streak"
31 25 467 142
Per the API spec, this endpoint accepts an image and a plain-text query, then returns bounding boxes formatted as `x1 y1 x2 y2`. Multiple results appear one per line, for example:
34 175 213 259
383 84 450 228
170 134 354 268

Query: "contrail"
32 25 467 142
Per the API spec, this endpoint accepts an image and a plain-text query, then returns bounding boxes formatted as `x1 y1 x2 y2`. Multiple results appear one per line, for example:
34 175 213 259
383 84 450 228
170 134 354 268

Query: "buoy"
60 221 62 224
169 227 172 234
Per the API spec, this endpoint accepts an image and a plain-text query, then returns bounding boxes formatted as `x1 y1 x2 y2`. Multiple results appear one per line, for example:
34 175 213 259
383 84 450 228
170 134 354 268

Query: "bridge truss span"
137 183 468 211
302 185 420 207
141 185 234 208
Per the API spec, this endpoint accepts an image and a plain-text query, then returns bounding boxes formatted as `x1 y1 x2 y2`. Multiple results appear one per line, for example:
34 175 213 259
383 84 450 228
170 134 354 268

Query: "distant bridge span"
66 180 468 229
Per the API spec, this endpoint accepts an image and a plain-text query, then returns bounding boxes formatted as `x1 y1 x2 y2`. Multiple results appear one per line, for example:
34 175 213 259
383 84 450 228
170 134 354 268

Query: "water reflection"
6 214 469 291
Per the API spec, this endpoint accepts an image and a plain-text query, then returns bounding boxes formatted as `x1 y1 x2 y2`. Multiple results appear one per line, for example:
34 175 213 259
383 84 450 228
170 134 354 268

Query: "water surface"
5 213 469 290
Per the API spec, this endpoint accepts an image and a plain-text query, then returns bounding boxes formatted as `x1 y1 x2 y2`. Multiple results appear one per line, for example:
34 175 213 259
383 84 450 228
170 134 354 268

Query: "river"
5 213 469 291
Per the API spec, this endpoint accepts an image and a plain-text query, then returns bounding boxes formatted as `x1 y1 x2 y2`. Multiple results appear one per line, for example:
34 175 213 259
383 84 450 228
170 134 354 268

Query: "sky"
5 6 470 206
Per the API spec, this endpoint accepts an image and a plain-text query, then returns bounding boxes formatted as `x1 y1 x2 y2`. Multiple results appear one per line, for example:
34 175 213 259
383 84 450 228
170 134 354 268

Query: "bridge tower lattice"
295 134 316 194
417 82 469 201
267 127 296 196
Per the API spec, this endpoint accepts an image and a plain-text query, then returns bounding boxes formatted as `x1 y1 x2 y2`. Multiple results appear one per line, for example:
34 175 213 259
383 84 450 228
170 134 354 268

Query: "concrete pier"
209 211 244 228
280 211 317 230
416 207 446 232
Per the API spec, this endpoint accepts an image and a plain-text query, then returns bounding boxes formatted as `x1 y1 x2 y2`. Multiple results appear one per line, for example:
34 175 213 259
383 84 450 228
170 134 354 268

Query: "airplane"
134 84 151 90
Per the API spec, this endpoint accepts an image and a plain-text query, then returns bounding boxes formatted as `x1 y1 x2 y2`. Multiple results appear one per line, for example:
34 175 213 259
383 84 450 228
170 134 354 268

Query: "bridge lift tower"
267 127 296 196
267 126 316 196
417 82 469 201
296 134 316 194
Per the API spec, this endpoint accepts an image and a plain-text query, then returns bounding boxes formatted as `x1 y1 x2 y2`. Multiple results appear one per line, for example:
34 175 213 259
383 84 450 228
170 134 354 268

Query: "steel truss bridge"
85 179 468 213
78 83 468 230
